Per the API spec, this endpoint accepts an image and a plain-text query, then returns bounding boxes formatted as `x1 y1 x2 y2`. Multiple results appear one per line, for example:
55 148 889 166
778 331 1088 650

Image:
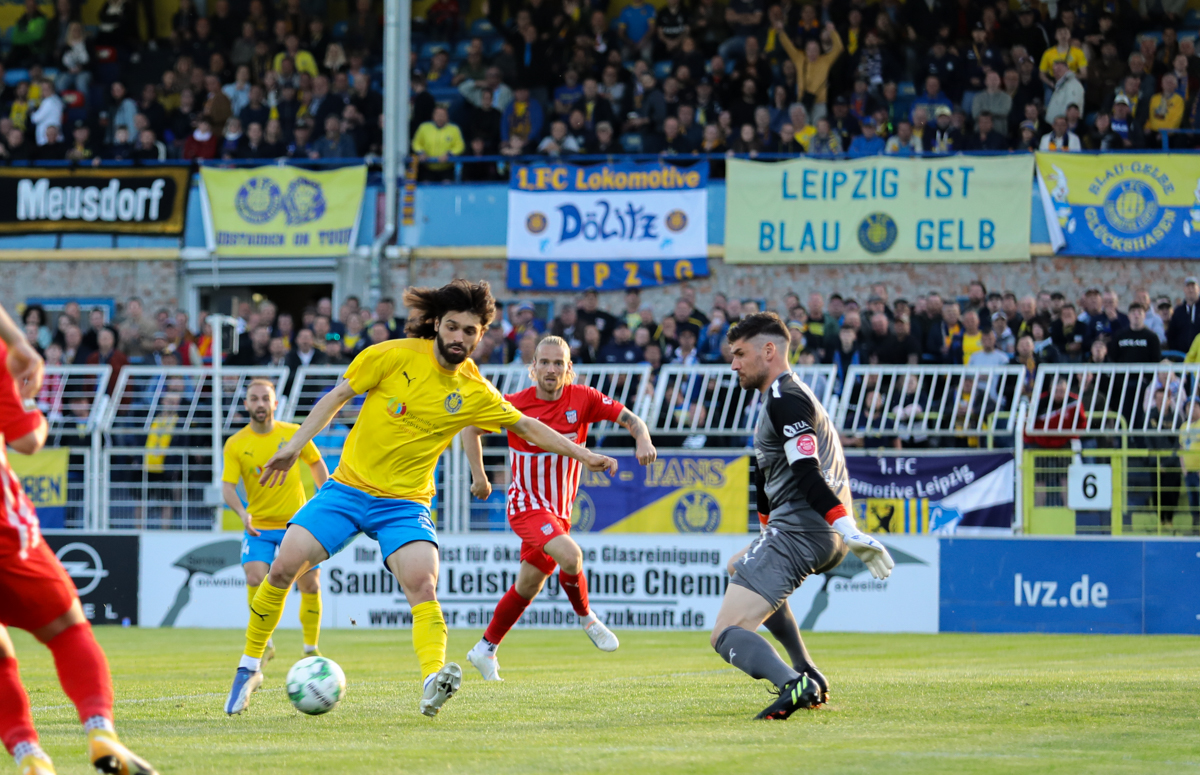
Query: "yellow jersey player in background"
222 379 329 666
224 280 618 718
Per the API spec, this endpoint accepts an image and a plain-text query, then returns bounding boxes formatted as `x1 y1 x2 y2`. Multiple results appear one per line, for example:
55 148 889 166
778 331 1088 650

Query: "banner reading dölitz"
200 165 365 257
725 155 1033 263
1035 153 1200 257
506 161 709 290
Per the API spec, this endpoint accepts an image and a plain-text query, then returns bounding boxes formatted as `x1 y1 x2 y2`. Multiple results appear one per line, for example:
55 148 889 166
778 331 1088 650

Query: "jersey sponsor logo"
782 420 812 438
444 391 464 414
601 395 613 404
565 409 577 424
386 397 407 418
402 371 416 387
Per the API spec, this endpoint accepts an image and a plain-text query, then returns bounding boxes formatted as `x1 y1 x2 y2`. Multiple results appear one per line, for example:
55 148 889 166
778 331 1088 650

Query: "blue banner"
939 538 1200 634
846 453 1013 533
506 161 710 291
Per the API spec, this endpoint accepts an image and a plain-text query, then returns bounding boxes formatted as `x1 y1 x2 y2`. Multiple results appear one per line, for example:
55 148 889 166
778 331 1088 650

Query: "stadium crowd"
19 275 1200 401
0 0 1197 166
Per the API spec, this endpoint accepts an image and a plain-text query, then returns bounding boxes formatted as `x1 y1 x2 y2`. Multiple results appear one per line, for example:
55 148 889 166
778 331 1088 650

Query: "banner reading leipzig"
0 165 190 235
725 155 1032 263
846 453 1014 534
506 161 709 291
1035 153 1200 257
200 165 366 257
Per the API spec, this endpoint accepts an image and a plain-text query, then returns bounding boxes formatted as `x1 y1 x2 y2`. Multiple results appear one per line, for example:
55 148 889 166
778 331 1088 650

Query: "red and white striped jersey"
505 383 624 519
0 340 45 559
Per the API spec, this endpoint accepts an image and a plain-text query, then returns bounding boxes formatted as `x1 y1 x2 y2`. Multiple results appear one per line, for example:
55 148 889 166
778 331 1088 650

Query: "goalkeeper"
712 312 895 720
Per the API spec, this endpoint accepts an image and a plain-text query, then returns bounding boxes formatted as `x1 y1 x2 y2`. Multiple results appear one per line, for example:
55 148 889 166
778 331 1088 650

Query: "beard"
737 364 767 391
436 332 469 364
251 408 270 422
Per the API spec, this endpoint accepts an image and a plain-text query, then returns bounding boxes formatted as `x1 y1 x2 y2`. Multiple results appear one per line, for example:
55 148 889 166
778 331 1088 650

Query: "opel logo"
55 542 109 596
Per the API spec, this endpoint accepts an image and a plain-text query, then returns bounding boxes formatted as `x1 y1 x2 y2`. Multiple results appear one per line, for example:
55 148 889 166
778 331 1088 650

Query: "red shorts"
509 509 570 575
0 538 78 631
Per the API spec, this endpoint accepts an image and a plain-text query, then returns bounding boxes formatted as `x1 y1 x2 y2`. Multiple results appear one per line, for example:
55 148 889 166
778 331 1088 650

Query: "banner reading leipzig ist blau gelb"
725 155 1033 263
506 161 709 291
200 165 366 257
1035 153 1200 258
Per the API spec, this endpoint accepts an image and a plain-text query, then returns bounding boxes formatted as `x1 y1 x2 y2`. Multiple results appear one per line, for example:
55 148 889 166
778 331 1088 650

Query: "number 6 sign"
1067 464 1113 510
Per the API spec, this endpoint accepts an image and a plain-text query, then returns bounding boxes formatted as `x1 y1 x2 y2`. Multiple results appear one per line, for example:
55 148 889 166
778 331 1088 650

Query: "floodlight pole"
209 315 239 531
371 0 409 307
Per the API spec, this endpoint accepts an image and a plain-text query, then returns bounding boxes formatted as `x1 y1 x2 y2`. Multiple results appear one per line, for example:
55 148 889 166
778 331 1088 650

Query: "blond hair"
246 378 277 394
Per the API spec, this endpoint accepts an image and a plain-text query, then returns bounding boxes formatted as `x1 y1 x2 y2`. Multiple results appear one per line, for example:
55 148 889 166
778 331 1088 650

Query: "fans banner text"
725 156 1033 263
506 161 709 290
846 452 1014 533
199 165 365 257
1035 153 1200 258
0 165 189 235
10 447 69 528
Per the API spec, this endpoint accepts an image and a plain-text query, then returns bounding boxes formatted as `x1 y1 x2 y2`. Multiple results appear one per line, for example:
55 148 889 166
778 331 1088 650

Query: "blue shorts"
289 479 437 562
242 529 321 570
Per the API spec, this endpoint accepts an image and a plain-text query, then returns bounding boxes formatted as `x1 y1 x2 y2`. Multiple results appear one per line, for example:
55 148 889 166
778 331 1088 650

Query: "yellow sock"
244 583 288 658
300 592 322 649
246 583 259 612
411 600 447 680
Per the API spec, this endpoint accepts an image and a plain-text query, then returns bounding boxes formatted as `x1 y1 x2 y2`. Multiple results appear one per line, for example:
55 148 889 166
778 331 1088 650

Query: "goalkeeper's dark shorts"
729 525 847 610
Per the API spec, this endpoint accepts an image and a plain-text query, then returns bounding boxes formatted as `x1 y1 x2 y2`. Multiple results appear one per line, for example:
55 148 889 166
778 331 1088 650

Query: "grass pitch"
10 627 1200 774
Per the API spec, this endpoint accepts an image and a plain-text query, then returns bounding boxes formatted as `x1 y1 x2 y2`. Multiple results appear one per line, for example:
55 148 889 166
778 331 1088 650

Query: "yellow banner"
725 155 1033 263
200 165 366 257
1034 153 1200 257
9 447 69 508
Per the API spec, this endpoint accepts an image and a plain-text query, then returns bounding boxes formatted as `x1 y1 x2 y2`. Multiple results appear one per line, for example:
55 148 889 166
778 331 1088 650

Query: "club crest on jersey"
565 409 577 424
444 391 463 414
797 434 817 457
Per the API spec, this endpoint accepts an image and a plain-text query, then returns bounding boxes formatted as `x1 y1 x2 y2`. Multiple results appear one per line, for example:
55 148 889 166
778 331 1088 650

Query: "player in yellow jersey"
225 280 618 717
222 379 329 671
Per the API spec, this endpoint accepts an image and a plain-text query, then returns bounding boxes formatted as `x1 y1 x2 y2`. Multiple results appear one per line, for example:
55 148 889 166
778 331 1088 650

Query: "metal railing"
1026 363 1200 438
103 366 289 435
100 447 217 531
836 365 1027 440
647 364 836 439
40 366 111 528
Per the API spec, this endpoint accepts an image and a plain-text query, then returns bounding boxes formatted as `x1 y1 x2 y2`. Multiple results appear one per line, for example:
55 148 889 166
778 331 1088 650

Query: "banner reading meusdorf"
200 165 365 257
725 155 1032 263
506 161 709 290
1035 153 1200 258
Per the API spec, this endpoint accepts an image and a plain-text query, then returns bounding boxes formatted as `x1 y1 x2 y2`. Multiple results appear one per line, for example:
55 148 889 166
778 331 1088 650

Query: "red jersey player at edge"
461 335 656 681
0 302 157 775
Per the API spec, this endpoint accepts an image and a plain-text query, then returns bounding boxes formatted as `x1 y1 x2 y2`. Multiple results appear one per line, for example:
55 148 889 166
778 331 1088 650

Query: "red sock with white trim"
558 570 590 617
483 586 532 647
0 656 38 757
46 623 114 726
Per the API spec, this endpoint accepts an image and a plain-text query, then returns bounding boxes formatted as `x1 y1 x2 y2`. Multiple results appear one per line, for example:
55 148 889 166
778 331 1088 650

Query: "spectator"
7 0 50 67
776 20 843 119
30 80 63 146
64 120 97 163
950 310 984 364
284 328 328 374
599 322 643 364
1039 26 1088 89
314 114 356 158
968 329 1010 366
537 119 580 156
85 328 128 394
132 128 166 161
1168 277 1200 353
1113 303 1162 363
1085 290 1130 344
884 120 922 155
964 111 1007 151
1144 74 1184 146
183 116 219 159
56 22 93 95
501 85 544 153
1051 303 1088 363
848 116 883 155
412 105 465 181
828 324 864 396
36 124 68 160
1040 115 1081 152
1045 61 1084 121
972 70 1012 127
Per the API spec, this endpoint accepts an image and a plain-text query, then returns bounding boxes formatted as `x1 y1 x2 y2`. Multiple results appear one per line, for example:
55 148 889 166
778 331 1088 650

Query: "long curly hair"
403 279 497 339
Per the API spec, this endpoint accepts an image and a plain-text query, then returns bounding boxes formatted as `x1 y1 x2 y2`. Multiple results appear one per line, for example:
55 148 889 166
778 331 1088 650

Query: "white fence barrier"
1027 363 1200 437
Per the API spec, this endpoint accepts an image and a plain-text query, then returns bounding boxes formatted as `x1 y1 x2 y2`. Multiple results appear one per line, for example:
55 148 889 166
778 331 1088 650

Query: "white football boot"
419 663 463 717
467 642 503 681
582 612 619 652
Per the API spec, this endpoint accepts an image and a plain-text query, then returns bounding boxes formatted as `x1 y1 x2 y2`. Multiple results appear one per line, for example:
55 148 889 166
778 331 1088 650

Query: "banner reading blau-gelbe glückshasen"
1035 153 1200 258
506 161 709 290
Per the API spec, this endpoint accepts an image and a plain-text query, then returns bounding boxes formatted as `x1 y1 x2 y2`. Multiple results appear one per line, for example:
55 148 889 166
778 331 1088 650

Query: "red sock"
483 586 532 645
46 623 113 724
559 570 590 617
0 656 37 755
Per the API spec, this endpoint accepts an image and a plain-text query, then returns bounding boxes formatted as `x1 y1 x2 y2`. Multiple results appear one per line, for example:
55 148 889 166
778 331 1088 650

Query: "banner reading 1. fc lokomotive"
724 155 1033 263
506 161 709 291
1035 153 1200 258
200 164 366 257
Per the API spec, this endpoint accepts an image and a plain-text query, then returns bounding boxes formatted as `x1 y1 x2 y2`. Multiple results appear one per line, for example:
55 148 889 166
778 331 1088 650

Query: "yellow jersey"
334 338 522 504
1039 45 1087 76
223 420 323 530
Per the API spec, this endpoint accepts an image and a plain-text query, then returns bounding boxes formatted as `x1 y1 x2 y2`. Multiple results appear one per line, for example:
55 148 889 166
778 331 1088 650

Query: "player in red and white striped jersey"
0 303 157 775
461 336 656 681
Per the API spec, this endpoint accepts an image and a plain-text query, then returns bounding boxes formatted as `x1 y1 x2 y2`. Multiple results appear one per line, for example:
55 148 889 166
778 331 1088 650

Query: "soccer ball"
286 656 346 715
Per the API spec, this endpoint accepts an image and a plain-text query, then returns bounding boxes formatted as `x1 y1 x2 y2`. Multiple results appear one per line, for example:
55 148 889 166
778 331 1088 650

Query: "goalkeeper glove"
829 510 895 580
